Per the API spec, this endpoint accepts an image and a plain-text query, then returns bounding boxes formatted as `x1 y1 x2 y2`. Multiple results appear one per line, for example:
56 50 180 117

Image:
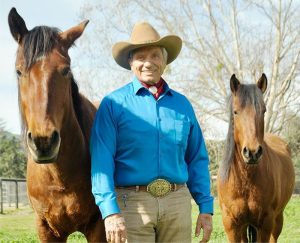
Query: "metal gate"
0 178 28 214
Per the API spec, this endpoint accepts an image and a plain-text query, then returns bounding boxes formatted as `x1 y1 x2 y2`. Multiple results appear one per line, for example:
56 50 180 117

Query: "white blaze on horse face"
26 60 54 136
36 55 47 62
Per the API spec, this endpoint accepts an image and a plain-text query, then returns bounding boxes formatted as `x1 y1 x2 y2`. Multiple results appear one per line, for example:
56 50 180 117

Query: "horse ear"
8 8 29 44
60 20 89 49
230 74 240 94
257 73 267 93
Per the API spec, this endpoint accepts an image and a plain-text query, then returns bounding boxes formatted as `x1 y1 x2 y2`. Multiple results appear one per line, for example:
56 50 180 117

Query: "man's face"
129 46 166 85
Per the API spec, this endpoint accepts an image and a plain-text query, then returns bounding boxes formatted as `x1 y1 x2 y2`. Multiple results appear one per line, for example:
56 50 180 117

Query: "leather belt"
116 179 186 197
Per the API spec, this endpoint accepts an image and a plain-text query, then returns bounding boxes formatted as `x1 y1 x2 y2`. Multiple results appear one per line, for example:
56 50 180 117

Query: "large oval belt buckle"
147 179 172 197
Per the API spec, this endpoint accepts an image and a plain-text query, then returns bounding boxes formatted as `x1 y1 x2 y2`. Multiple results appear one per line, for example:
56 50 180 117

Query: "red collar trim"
139 78 165 99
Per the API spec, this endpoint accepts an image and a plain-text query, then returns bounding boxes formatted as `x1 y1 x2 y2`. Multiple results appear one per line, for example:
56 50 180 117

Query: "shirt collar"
132 76 173 96
132 76 145 94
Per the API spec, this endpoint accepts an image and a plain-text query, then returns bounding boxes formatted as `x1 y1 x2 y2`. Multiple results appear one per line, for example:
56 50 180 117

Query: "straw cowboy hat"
112 22 182 70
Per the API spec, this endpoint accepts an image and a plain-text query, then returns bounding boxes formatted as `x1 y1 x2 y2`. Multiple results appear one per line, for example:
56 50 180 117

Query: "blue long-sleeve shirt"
90 77 214 219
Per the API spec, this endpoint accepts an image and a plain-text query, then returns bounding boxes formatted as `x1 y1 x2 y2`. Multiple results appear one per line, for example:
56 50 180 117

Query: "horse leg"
257 216 274 243
83 218 107 243
224 227 243 242
222 215 243 242
36 217 67 242
270 212 283 243
257 228 272 243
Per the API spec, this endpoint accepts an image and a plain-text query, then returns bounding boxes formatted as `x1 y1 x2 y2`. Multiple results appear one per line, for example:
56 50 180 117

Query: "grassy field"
0 197 299 242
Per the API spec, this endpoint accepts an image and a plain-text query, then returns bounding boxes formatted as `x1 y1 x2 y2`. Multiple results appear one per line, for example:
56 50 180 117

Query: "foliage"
281 113 300 193
206 140 224 177
0 126 26 179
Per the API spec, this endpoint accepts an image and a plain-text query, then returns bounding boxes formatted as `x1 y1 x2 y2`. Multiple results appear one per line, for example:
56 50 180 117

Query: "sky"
0 0 85 134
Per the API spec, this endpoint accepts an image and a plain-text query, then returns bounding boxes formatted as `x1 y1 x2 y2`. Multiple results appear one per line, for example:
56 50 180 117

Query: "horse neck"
65 102 88 159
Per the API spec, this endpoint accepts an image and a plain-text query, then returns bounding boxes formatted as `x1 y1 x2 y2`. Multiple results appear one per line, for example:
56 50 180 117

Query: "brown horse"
8 8 106 242
217 74 295 242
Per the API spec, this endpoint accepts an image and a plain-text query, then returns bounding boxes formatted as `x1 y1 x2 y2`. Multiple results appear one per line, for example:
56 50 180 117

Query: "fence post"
0 179 3 214
15 180 19 209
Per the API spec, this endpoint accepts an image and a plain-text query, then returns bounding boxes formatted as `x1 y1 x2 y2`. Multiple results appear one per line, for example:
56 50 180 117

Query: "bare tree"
249 0 300 132
74 0 300 137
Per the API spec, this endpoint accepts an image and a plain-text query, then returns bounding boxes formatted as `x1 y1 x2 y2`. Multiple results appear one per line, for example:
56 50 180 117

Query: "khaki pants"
116 186 192 243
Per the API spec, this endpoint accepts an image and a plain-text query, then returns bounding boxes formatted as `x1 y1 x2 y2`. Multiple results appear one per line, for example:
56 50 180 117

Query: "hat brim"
112 35 182 70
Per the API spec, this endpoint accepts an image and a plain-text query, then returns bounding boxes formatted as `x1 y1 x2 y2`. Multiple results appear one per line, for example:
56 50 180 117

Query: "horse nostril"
27 131 32 140
27 131 38 151
255 145 263 159
243 147 250 158
51 130 60 145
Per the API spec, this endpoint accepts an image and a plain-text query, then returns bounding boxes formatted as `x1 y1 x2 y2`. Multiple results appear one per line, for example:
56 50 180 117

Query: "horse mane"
18 26 87 143
220 84 265 182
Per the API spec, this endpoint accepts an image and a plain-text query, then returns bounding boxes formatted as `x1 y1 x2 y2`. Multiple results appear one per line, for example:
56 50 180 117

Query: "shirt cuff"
199 200 214 215
100 199 121 219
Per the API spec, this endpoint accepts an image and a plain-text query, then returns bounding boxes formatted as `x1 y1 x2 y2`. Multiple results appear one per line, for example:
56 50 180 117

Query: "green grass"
0 197 299 242
0 208 86 243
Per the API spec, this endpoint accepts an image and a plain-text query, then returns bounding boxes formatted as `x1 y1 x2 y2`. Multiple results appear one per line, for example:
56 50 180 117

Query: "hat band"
133 39 159 44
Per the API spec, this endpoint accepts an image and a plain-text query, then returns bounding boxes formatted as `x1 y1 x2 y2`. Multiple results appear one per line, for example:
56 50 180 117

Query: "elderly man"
90 22 214 243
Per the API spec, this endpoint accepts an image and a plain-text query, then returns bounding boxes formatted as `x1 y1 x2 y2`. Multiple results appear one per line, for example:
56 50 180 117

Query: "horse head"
8 8 89 164
229 74 267 164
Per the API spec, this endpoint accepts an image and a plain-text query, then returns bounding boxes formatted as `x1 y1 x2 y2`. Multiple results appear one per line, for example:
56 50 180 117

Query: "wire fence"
0 178 29 214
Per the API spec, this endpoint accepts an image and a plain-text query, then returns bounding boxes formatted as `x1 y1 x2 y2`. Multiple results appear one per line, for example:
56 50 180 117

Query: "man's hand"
195 213 213 243
104 214 127 243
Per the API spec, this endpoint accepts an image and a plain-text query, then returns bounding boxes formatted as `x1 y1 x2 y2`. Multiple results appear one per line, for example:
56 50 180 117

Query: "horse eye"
234 110 238 115
61 67 71 76
16 70 22 77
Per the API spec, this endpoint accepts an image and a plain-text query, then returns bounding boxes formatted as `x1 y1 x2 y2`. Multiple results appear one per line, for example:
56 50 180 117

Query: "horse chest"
30 185 91 220
220 181 264 213
31 190 92 234
50 196 83 221
223 196 268 223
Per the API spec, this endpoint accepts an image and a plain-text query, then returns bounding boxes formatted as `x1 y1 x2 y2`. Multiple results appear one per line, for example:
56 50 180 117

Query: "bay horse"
8 8 106 242
217 74 295 242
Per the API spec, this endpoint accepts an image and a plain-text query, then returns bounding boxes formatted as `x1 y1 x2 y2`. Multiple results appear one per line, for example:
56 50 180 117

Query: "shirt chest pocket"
174 120 190 147
160 119 190 147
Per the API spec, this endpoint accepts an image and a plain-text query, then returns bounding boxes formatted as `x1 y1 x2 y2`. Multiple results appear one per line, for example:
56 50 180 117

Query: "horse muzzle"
26 130 61 164
242 145 263 165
